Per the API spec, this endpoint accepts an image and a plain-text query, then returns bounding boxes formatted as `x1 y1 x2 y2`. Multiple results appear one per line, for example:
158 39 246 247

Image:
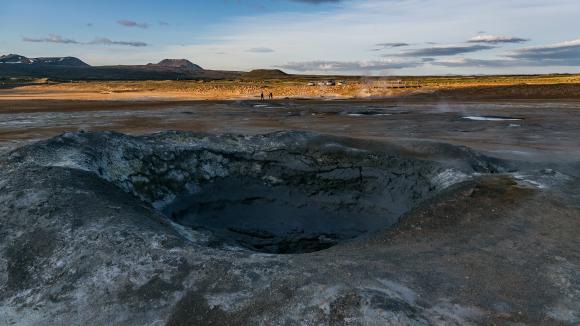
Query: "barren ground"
0 83 579 325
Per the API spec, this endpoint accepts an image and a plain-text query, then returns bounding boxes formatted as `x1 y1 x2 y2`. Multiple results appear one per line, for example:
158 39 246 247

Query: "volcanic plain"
1 79 580 325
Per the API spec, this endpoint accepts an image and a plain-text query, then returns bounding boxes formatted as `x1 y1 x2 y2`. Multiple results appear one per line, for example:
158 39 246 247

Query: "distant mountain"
0 54 89 67
0 54 241 81
33 57 89 67
0 54 33 64
150 59 203 71
243 69 289 79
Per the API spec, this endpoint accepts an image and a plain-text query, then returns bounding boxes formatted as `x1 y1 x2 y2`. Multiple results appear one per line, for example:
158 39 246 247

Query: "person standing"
269 92 273 100
260 91 264 100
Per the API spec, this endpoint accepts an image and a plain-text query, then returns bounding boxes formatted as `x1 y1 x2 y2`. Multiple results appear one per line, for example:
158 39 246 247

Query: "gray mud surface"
1 99 580 325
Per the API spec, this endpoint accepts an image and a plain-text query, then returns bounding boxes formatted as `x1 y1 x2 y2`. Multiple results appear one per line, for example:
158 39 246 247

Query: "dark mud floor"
1 99 580 325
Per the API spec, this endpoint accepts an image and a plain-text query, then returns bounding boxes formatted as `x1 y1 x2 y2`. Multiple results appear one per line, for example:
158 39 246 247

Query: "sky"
1 0 580 75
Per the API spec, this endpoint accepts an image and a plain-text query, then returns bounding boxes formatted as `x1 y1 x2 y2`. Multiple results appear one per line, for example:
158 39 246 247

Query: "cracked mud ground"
1 99 580 325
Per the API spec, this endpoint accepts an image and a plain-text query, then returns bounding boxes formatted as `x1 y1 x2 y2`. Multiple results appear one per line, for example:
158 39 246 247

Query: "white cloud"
153 0 578 74
468 35 529 44
247 47 275 53
23 34 79 44
432 39 580 68
22 35 148 47
117 20 148 29
395 44 495 57
505 39 580 65
19 0 578 74
279 59 421 73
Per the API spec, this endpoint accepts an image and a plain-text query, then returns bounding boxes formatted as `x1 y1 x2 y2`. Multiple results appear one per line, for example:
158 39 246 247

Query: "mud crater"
159 162 437 254
128 155 444 254
94 138 470 254
23 132 490 254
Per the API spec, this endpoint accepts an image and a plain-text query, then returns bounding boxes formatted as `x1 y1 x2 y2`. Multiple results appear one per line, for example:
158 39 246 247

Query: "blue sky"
1 0 580 75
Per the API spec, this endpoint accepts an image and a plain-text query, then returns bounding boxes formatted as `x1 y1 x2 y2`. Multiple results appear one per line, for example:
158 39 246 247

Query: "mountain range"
0 54 275 81
0 54 89 67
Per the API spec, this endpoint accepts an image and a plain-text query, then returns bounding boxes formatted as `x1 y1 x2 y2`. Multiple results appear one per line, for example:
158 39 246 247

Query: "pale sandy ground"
0 82 421 101
2 82 580 159
3 80 580 102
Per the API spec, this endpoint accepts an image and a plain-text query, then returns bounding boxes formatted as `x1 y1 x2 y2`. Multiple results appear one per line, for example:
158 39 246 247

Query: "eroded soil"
0 98 579 325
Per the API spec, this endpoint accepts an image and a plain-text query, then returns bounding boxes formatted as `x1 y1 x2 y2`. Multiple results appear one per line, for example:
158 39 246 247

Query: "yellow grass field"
2 74 580 101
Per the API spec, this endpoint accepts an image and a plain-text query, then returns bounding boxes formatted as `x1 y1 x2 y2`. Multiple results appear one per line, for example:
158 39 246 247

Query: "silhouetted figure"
269 92 273 100
260 91 264 100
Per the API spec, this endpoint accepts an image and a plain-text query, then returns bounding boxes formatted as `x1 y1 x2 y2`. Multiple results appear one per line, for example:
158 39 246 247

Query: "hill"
33 57 89 67
151 59 203 71
0 54 89 67
242 69 289 79
0 54 240 81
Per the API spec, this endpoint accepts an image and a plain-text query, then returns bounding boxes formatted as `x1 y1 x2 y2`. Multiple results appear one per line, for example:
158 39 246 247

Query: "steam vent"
1 131 578 325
